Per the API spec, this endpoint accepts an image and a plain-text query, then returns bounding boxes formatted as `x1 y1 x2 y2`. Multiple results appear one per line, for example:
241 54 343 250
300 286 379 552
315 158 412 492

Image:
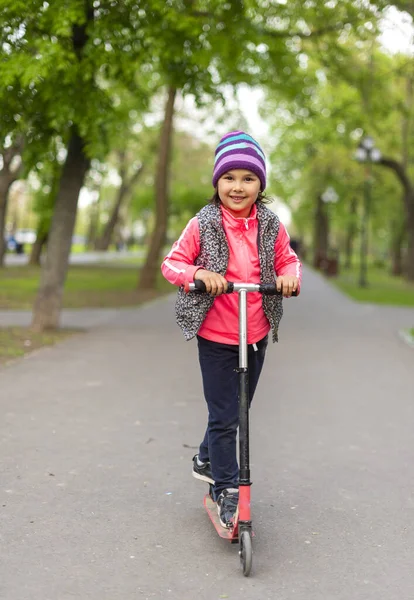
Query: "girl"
161 131 301 528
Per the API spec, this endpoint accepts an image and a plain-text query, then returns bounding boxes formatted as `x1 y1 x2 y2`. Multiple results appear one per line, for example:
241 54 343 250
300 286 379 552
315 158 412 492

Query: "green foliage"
128 129 213 236
1 0 388 162
264 29 413 261
30 146 64 235
1 0 410 266
0 0 156 165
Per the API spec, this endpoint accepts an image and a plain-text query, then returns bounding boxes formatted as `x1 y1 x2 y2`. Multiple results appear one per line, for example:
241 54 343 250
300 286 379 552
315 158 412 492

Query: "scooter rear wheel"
239 530 252 577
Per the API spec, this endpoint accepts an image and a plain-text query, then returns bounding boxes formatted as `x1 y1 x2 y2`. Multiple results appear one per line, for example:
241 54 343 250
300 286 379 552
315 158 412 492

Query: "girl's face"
217 169 261 218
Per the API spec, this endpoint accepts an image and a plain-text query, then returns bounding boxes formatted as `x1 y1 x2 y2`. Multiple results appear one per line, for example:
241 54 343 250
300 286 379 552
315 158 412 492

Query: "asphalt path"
1 267 413 599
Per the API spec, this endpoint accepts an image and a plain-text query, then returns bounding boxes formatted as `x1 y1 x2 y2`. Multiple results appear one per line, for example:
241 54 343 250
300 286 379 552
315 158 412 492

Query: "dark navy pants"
197 334 268 500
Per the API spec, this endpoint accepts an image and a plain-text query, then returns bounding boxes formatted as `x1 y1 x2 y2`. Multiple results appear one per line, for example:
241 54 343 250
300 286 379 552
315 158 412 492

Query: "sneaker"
217 488 239 528
192 454 214 485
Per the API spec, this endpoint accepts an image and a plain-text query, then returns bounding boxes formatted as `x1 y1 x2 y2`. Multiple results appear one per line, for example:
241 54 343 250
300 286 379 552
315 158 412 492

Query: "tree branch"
380 156 413 195
1 136 24 181
125 163 144 190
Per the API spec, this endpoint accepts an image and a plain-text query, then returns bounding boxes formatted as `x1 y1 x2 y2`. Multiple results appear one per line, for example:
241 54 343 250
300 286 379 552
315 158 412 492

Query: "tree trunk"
405 192 414 281
343 197 357 269
87 202 100 250
95 159 144 251
389 212 406 276
391 242 403 277
95 184 127 251
344 231 353 270
0 179 11 266
380 157 414 281
313 194 329 269
138 86 177 290
31 2 93 329
29 229 48 266
31 130 90 330
0 142 23 265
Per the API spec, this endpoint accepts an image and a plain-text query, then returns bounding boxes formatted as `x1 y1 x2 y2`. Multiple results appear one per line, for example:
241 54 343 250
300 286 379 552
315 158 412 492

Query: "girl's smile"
217 169 261 218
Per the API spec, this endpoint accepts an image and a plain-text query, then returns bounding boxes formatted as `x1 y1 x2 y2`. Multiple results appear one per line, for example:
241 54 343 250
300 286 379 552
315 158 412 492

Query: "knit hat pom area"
212 130 266 190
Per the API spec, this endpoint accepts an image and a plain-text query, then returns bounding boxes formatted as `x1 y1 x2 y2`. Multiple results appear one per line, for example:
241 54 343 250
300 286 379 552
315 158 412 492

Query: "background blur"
1 0 413 332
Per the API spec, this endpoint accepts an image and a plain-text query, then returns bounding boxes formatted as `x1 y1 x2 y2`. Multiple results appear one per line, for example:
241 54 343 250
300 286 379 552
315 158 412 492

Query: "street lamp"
321 186 339 205
354 135 381 287
314 186 339 271
321 186 339 255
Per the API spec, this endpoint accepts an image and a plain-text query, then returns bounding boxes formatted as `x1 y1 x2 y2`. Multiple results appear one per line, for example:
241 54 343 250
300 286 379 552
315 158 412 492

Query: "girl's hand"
194 269 228 296
276 275 299 297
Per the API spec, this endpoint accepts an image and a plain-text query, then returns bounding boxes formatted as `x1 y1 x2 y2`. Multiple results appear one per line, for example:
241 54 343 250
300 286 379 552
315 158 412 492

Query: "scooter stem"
239 289 248 370
238 289 250 487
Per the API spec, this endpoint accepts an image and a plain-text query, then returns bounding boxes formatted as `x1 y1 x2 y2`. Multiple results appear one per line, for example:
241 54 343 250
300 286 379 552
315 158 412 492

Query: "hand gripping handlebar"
185 280 297 296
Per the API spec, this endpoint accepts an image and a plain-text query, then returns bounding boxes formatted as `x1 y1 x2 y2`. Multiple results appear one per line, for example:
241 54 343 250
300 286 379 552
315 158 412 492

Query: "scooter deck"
204 494 239 541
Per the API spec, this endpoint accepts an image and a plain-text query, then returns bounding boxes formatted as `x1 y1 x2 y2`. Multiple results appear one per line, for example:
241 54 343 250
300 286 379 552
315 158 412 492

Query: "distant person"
161 131 302 528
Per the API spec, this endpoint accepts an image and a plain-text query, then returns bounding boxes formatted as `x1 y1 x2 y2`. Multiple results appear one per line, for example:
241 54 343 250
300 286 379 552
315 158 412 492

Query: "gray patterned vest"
175 202 283 342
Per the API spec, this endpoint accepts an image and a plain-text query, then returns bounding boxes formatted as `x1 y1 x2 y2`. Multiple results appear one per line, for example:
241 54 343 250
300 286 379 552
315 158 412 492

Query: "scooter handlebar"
185 280 297 296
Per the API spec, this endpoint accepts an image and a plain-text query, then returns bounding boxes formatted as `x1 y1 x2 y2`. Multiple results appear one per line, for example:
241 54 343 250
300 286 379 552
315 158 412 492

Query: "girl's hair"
209 190 273 206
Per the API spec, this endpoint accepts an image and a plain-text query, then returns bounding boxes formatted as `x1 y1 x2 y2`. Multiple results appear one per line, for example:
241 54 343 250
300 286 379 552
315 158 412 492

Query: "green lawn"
1 261 412 363
332 265 414 307
0 264 174 309
0 264 174 364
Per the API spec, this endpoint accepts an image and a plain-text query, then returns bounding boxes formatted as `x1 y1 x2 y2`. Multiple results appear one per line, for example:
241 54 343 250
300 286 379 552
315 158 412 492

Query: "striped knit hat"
212 131 266 190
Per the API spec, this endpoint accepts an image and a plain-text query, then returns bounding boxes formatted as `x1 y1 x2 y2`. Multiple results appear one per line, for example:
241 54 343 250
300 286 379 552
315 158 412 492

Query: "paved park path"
1 267 413 600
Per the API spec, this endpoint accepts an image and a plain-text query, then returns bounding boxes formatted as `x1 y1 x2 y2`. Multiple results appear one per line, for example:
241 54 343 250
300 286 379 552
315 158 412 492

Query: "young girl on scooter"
161 131 302 528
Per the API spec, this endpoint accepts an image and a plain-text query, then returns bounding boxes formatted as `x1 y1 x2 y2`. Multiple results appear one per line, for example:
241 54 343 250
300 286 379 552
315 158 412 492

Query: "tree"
28 158 63 266
139 86 177 289
31 3 94 329
1 0 157 328
129 129 213 240
263 23 414 276
0 137 24 264
95 150 145 251
377 61 414 278
380 155 414 277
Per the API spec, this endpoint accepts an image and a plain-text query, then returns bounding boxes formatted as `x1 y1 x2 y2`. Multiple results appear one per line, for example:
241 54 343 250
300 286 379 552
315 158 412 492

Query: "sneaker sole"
192 470 214 485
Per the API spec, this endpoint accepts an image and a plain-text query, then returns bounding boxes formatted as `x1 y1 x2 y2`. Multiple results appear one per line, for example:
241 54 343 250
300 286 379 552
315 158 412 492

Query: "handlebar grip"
186 281 297 296
193 279 207 293
190 280 234 293
259 283 298 296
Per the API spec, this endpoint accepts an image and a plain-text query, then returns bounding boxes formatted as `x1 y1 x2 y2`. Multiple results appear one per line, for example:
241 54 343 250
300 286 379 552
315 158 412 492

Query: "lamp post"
314 185 339 271
321 186 339 255
354 136 381 287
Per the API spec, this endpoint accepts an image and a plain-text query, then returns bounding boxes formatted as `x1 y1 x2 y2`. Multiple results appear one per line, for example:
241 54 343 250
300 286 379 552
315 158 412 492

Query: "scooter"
188 280 295 577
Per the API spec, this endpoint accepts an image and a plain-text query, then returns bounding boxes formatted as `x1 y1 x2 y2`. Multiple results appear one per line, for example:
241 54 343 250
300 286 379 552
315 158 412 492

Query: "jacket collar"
221 203 258 230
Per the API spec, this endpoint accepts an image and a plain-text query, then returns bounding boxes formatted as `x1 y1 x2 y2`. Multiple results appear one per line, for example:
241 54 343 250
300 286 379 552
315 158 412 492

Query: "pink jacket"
161 204 302 344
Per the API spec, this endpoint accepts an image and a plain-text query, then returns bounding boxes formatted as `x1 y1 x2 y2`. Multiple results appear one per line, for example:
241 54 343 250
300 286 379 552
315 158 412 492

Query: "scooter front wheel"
239 530 252 577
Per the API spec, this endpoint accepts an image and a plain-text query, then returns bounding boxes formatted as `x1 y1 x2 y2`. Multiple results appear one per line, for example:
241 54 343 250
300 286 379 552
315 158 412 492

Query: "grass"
0 327 77 365
69 244 145 255
0 263 174 365
332 264 414 307
0 264 173 309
